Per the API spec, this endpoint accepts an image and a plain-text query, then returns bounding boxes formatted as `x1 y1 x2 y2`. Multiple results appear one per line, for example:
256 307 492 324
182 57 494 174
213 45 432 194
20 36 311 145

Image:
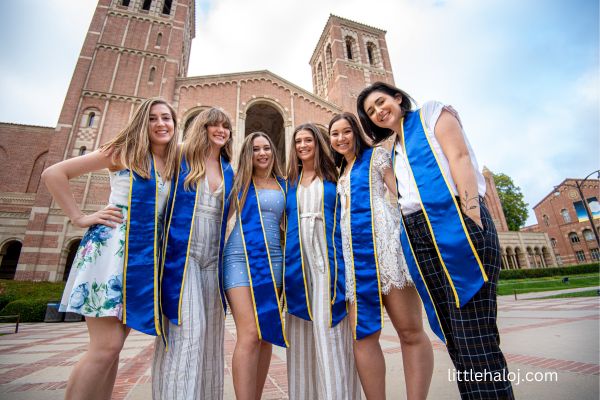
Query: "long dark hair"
328 112 372 173
356 81 415 144
287 123 338 184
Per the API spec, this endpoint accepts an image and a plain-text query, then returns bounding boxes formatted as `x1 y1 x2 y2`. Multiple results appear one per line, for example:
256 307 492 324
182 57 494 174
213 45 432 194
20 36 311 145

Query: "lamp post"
555 170 600 248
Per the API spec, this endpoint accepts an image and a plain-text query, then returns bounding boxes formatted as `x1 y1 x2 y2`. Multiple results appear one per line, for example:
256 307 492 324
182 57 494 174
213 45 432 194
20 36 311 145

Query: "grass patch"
528 289 600 300
497 272 599 296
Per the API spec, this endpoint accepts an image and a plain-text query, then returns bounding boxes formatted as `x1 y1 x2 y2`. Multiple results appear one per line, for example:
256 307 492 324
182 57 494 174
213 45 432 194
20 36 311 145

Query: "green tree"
492 173 529 231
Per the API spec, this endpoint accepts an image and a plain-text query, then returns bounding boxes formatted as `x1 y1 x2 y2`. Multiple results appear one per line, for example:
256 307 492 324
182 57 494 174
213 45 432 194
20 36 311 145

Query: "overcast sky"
0 0 598 225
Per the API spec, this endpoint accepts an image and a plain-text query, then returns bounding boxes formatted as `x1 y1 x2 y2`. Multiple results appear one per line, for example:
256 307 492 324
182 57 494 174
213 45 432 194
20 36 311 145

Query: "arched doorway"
182 106 211 140
0 241 22 280
245 103 286 168
541 247 553 267
63 239 82 281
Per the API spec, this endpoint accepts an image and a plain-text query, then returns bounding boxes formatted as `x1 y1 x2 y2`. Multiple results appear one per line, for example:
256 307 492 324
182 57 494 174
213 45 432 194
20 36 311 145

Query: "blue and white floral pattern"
60 170 169 320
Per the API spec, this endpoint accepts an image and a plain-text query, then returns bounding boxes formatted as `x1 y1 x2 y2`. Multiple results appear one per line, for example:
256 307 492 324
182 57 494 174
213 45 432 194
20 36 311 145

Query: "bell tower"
310 15 395 113
16 0 195 280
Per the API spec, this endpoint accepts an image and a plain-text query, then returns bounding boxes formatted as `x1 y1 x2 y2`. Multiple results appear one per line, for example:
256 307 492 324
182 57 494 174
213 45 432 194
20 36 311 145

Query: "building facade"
482 168 557 270
522 178 600 265
0 1 393 281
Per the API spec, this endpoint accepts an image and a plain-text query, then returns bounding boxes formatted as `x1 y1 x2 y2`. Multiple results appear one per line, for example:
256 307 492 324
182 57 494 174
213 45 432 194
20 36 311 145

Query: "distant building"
522 178 600 265
482 168 556 269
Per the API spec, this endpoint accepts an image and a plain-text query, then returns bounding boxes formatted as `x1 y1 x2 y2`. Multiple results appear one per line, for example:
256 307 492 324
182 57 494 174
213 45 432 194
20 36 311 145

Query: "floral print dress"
59 169 169 319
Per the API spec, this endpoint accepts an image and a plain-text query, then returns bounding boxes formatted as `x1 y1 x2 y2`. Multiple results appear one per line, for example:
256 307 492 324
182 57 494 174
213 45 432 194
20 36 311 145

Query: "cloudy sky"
1 0 598 225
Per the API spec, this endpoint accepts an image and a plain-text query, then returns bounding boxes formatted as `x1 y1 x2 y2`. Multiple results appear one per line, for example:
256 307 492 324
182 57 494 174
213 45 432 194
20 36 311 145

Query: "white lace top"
338 146 413 303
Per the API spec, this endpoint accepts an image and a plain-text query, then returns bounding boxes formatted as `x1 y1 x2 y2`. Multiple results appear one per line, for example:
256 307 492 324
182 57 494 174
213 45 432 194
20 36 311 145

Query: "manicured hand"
72 205 124 228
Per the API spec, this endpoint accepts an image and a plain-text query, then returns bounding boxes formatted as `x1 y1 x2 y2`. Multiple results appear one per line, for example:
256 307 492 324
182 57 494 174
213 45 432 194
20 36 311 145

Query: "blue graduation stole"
238 177 288 347
284 173 347 328
347 147 385 340
123 156 169 336
161 155 234 325
397 109 488 342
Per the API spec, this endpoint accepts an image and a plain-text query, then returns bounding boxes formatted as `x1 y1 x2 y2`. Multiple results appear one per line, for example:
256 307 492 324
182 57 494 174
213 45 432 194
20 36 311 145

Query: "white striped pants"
285 266 362 399
151 260 225 400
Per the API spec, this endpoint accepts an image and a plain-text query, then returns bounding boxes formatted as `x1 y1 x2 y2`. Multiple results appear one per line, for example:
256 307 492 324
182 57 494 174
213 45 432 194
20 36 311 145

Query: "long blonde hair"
182 108 233 190
99 98 178 181
230 132 284 211
287 123 338 185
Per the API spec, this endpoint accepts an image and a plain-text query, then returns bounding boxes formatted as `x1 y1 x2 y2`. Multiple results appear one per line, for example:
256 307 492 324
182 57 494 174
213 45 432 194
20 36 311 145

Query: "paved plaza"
0 290 598 399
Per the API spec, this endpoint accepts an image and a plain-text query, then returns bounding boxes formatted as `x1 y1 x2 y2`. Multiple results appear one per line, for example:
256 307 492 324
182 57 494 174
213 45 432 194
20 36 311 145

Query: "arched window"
367 42 376 65
345 37 354 60
87 112 95 128
142 0 152 11
149 66 156 83
550 238 557 248
568 232 580 243
561 209 571 223
156 32 162 47
78 146 87 156
583 229 594 241
162 0 172 15
121 0 130 6
543 214 549 226
317 63 324 91
325 44 333 72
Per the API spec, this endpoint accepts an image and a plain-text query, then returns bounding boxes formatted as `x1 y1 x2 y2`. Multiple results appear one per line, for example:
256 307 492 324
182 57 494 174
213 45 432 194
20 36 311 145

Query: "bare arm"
41 150 124 228
434 110 482 228
382 165 398 200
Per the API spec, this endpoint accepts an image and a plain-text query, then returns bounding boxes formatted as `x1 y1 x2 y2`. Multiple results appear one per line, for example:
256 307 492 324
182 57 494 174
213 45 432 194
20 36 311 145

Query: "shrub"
0 280 66 322
0 299 48 322
500 263 599 280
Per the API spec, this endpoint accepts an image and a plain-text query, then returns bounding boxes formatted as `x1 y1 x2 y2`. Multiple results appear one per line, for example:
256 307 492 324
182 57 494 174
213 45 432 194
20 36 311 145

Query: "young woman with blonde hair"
152 107 234 400
284 123 361 399
223 131 287 400
43 98 178 400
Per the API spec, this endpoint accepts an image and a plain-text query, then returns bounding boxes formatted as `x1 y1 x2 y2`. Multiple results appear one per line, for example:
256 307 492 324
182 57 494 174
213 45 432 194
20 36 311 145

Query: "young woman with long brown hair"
152 108 234 400
43 98 178 400
223 132 287 400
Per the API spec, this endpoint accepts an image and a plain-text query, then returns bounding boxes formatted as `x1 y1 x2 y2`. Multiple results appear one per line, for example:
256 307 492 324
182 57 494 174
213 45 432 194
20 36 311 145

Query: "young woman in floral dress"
42 98 178 400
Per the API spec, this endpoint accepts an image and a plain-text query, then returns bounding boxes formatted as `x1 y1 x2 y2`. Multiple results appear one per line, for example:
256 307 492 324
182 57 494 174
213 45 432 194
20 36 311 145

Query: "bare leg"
349 303 386 400
65 316 129 400
255 341 273 400
384 286 433 400
227 287 262 400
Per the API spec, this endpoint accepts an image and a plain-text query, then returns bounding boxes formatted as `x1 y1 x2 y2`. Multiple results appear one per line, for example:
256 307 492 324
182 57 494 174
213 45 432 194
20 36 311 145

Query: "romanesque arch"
0 240 22 280
181 106 212 140
244 100 287 167
61 238 82 282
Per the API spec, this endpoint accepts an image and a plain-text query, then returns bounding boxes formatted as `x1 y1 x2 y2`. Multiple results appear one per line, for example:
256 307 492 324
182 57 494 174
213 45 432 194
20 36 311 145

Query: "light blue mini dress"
223 189 284 290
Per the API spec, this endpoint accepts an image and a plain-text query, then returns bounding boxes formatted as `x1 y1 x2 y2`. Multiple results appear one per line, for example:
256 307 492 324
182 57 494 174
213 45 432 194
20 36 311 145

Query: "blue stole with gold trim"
123 157 167 336
397 109 488 341
239 177 288 347
284 174 346 328
161 155 234 325
347 147 385 340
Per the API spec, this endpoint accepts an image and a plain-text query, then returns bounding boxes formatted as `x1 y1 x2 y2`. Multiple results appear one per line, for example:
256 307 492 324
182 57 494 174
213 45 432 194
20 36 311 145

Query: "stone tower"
16 0 195 280
309 15 395 113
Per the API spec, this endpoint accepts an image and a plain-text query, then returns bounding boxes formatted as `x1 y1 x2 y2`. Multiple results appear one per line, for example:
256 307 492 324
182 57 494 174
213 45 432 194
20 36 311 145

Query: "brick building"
522 178 600 265
482 168 556 269
0 0 395 281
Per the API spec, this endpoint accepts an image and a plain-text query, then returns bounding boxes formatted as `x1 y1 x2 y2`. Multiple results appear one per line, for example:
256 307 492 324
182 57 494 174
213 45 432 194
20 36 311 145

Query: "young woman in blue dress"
223 131 287 400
